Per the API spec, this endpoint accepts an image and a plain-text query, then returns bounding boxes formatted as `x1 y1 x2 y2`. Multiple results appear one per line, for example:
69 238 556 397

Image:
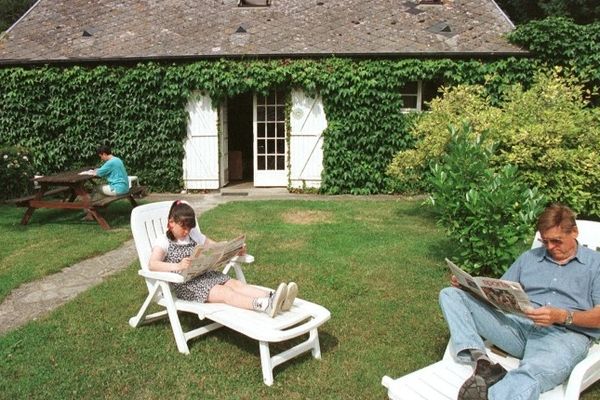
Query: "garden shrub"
388 70 600 218
427 124 546 277
0 145 36 201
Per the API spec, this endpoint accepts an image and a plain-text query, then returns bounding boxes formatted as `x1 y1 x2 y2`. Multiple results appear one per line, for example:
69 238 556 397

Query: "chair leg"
129 281 163 327
160 282 191 354
259 341 274 386
310 328 322 359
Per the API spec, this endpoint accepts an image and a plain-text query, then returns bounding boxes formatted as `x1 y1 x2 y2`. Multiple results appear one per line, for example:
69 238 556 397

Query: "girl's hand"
178 257 192 270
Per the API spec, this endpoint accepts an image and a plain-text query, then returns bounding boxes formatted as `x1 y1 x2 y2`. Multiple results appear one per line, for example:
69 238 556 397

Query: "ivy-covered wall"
0 58 539 194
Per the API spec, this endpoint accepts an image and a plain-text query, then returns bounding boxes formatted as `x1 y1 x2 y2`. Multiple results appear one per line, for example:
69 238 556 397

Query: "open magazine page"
445 258 533 315
182 235 246 281
445 258 490 304
477 278 533 315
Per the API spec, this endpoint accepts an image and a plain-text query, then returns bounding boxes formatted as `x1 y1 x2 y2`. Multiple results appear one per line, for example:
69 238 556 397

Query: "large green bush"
388 70 600 218
0 145 35 200
427 124 546 276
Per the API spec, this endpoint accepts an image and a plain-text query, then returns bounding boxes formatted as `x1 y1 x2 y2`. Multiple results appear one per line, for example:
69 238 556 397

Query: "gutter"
0 50 530 67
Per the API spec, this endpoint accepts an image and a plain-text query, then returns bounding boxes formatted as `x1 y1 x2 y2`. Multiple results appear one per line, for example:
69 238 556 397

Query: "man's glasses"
538 238 564 247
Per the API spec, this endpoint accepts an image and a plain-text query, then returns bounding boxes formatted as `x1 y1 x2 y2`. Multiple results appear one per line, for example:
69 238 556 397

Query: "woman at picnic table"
148 200 298 317
89 144 130 197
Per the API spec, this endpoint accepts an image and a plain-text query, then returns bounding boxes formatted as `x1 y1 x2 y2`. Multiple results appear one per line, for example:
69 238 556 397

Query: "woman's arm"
148 246 191 272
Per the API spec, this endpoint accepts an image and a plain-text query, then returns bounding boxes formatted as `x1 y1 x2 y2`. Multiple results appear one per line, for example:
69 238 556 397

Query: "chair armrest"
138 269 185 283
564 343 600 399
231 254 255 264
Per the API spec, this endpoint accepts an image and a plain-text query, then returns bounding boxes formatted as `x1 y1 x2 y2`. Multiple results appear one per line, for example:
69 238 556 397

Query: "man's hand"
450 275 460 288
525 306 567 327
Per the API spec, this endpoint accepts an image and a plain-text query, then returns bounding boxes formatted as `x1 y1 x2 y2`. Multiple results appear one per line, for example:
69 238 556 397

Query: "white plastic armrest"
231 254 255 264
564 345 600 399
138 269 185 283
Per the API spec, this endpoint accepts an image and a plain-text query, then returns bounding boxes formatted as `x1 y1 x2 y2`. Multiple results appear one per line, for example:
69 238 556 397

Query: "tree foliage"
388 70 600 218
427 124 546 276
496 0 600 25
0 0 35 32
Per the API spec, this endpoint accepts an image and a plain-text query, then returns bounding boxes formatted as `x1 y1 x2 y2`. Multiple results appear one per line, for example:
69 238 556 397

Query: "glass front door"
253 90 288 186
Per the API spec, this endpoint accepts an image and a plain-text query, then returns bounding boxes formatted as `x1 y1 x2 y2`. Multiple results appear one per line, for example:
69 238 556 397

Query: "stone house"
0 0 524 190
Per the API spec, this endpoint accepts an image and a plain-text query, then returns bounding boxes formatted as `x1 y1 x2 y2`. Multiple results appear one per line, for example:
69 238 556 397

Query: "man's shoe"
457 358 507 400
265 283 287 318
281 282 298 311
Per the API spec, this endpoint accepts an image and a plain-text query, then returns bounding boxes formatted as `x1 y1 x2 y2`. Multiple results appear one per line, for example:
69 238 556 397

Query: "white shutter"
289 90 327 189
219 99 229 187
183 92 219 190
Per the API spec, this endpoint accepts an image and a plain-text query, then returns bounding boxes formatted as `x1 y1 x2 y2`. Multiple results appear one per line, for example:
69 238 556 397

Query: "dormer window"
238 0 271 6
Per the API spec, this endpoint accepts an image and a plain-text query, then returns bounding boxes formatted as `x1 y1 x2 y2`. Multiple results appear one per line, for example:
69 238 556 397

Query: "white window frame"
400 80 423 113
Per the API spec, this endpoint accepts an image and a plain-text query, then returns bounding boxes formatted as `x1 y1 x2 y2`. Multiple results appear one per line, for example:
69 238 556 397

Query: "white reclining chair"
383 220 600 400
129 201 331 386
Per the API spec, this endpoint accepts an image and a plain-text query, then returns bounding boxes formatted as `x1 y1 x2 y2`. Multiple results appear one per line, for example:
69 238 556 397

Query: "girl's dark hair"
166 200 197 240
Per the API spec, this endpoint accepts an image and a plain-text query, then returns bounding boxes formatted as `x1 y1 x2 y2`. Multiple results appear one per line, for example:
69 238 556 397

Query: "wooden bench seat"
8 186 72 207
92 185 146 208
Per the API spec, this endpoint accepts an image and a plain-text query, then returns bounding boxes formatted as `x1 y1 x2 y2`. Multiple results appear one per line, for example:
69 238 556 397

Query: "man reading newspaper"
439 203 600 400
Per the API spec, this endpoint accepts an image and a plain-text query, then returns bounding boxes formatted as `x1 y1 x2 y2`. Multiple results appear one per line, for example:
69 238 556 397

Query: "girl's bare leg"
223 279 270 298
207 284 255 309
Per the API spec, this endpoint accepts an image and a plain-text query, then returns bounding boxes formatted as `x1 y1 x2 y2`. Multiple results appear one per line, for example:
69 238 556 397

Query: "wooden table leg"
86 208 111 230
20 207 35 225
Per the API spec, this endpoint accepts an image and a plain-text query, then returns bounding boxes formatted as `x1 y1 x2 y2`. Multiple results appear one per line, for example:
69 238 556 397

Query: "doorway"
227 93 254 184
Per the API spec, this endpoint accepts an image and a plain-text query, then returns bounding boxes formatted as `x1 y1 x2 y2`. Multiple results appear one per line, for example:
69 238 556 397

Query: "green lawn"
0 202 135 303
1 199 599 399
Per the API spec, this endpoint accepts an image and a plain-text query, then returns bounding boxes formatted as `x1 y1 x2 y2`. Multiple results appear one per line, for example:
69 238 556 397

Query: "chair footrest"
161 295 331 343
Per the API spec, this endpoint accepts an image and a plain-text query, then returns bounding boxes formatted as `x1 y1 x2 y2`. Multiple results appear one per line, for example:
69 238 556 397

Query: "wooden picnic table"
17 168 144 230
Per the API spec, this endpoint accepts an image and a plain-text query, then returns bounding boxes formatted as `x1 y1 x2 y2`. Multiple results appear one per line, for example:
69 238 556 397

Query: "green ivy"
0 58 542 193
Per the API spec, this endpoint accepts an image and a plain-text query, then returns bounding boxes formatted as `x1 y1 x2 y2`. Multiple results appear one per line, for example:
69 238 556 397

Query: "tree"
0 0 36 32
496 0 600 24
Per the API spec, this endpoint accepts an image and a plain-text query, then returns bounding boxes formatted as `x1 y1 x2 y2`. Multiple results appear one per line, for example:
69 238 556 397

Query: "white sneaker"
281 282 298 311
265 283 287 317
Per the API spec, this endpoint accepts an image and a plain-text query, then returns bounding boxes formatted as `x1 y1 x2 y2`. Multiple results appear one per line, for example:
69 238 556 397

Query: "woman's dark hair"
96 144 112 155
166 200 197 240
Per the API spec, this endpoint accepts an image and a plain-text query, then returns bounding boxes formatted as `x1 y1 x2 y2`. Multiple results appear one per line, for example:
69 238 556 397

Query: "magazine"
181 235 246 281
445 258 533 315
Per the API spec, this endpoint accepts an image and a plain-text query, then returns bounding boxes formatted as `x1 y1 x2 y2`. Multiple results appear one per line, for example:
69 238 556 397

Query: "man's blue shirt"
503 244 600 338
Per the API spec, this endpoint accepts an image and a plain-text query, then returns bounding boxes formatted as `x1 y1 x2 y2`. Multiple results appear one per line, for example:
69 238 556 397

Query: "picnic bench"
14 169 146 230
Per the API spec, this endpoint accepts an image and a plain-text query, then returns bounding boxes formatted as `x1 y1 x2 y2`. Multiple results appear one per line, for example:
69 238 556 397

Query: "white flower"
3 155 7 160
22 156 28 161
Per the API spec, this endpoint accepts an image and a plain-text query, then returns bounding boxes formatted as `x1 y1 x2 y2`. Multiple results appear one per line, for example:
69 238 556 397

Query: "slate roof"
0 0 526 65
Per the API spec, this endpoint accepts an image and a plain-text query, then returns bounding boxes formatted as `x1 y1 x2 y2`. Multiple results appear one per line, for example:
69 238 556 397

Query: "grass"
1 199 599 399
0 202 135 302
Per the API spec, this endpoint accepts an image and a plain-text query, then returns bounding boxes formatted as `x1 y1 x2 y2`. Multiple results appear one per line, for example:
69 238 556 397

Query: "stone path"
0 189 301 335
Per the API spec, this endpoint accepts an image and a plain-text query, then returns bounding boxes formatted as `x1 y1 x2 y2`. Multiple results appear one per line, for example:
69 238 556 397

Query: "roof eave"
0 50 530 67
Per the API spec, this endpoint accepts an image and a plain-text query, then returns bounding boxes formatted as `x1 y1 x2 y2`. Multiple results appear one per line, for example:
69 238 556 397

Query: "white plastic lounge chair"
129 201 331 386
382 219 600 400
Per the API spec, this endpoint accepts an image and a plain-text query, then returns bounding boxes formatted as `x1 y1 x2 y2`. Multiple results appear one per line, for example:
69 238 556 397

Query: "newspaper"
181 235 246 281
445 258 533 315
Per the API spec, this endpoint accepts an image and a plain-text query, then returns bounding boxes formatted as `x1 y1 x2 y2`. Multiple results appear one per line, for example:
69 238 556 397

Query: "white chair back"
130 201 171 273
